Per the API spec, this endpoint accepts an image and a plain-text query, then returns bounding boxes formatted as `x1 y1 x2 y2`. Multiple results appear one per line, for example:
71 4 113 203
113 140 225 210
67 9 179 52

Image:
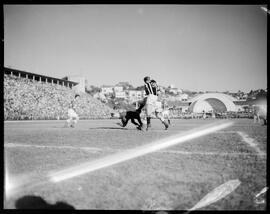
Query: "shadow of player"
15 195 75 209
89 127 128 130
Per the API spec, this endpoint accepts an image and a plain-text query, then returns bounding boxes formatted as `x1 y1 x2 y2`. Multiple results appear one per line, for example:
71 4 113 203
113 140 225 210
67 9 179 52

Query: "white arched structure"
189 93 238 113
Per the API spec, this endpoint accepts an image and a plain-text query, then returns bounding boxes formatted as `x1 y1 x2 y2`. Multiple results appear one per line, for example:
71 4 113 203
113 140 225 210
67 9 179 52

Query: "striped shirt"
144 80 159 96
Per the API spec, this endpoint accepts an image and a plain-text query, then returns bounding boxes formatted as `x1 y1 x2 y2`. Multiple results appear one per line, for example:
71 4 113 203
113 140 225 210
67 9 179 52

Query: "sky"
4 5 267 92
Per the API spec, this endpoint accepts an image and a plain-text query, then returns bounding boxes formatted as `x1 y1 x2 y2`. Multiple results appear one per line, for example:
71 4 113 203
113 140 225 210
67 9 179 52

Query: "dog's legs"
135 117 144 130
121 117 130 127
137 116 143 128
131 118 140 127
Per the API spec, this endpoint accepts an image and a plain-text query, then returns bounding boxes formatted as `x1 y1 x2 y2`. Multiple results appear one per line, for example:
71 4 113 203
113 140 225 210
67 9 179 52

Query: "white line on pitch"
236 131 266 156
47 121 233 182
4 120 63 123
215 131 237 133
161 150 263 156
6 142 261 157
4 143 104 153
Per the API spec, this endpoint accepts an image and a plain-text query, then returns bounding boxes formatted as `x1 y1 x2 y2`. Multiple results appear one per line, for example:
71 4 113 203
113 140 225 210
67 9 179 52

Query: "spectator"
4 74 114 120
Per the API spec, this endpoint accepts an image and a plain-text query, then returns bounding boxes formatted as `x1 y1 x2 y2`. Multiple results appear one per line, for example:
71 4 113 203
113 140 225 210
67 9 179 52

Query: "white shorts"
145 95 162 116
146 94 158 105
68 108 78 119
155 101 163 113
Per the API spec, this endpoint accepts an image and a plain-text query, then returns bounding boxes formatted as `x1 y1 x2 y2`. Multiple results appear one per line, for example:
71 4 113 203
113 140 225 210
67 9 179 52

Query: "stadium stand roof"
4 67 78 88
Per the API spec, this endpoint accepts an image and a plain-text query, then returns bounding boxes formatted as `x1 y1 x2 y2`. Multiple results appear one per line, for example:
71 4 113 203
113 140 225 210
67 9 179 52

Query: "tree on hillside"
86 85 100 95
116 82 134 90
107 98 135 110
135 85 145 91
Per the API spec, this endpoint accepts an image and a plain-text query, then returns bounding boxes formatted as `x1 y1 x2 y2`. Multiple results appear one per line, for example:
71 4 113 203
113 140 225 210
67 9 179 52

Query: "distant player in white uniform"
65 94 80 128
143 76 169 130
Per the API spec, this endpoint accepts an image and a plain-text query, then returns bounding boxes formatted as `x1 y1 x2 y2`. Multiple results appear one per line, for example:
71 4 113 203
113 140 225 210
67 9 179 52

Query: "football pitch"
4 118 267 210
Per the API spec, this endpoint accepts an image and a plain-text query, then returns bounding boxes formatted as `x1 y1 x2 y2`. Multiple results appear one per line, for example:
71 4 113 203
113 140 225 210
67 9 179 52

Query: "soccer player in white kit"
143 76 169 131
66 94 80 128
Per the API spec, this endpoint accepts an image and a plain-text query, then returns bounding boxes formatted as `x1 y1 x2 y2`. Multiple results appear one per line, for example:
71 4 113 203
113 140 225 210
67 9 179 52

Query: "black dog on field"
117 105 144 130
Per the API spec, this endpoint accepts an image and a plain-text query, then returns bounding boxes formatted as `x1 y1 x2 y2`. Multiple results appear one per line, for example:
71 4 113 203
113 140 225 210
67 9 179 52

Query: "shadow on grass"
89 127 128 130
15 195 75 209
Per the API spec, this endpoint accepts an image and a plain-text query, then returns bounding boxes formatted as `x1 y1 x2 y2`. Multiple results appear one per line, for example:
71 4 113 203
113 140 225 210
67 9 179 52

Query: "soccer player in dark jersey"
143 76 169 130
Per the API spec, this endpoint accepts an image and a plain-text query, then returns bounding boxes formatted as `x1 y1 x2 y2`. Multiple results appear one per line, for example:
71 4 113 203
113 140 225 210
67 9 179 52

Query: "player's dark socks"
168 119 171 125
163 121 169 130
146 117 151 131
146 117 151 127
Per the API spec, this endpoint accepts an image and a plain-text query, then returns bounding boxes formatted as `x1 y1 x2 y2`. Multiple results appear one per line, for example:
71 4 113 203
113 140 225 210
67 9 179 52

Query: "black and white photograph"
3 4 267 210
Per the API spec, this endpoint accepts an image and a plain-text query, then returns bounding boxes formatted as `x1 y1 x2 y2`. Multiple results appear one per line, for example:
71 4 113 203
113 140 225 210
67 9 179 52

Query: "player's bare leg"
70 115 79 128
156 112 169 130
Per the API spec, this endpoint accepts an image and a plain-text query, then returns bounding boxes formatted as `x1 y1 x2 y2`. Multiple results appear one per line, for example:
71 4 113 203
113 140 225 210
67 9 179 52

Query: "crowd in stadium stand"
4 74 114 120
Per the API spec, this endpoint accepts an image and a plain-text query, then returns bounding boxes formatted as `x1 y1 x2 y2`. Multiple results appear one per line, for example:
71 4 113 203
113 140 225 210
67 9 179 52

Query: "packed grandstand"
4 73 114 120
4 68 267 123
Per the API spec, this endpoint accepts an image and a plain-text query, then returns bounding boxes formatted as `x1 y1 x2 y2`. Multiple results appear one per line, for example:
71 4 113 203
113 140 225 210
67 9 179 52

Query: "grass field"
4 118 267 210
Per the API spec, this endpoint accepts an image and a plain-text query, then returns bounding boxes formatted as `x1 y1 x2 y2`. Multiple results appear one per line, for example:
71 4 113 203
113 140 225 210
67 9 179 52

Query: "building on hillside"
116 82 132 89
167 84 182 95
159 86 166 93
234 96 267 118
115 91 126 99
177 93 189 101
114 86 123 93
169 87 179 95
85 84 92 91
93 92 107 102
127 90 144 102
101 85 114 94
242 94 248 99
